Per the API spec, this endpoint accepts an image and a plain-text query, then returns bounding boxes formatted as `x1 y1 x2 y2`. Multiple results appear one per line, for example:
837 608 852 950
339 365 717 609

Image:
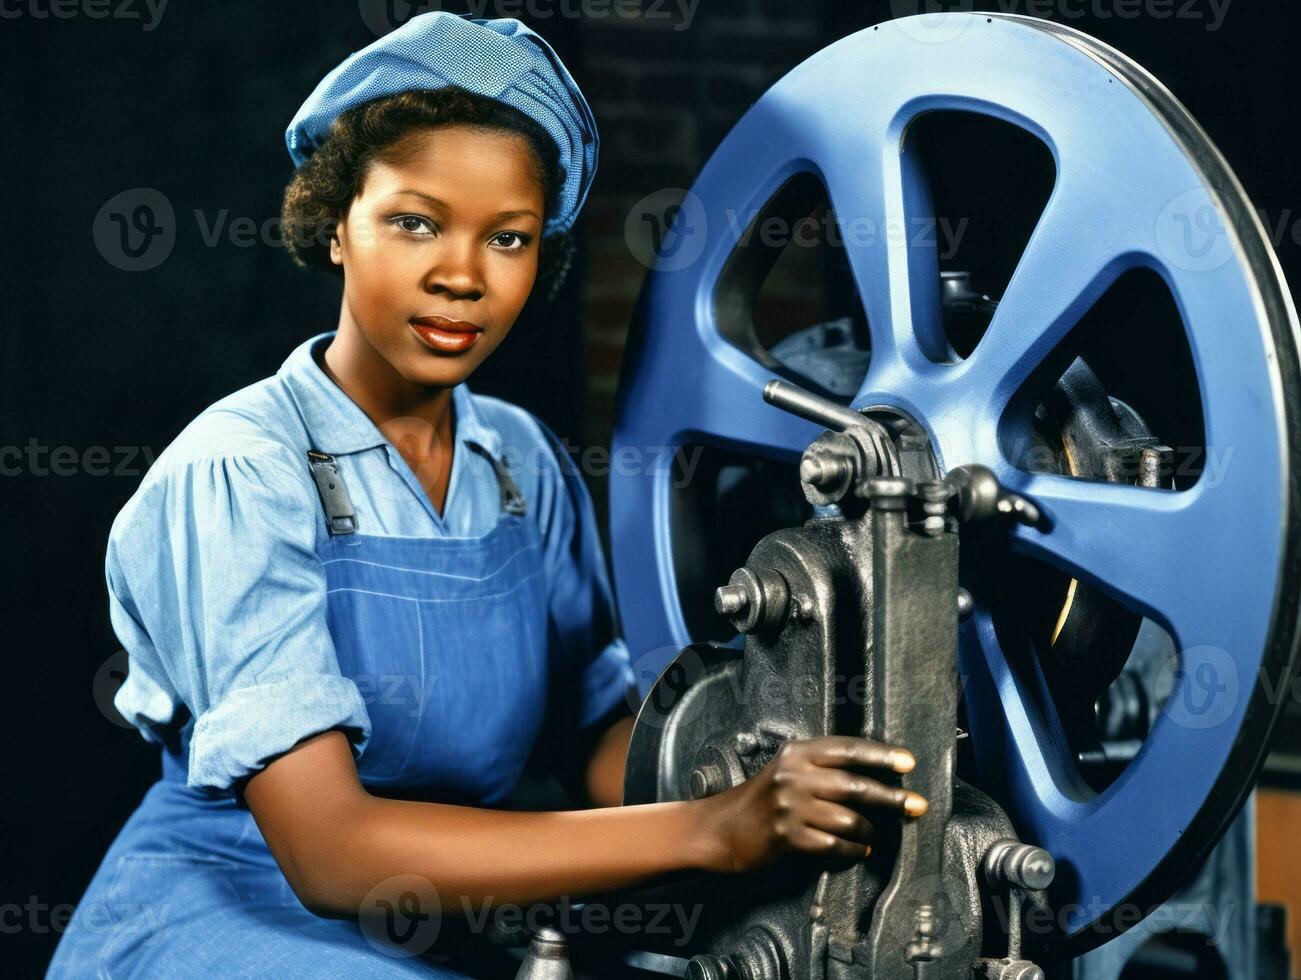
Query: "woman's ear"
329 223 344 267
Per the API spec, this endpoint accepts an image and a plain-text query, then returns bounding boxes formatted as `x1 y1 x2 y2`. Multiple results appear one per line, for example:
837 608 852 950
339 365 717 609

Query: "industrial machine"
516 12 1301 980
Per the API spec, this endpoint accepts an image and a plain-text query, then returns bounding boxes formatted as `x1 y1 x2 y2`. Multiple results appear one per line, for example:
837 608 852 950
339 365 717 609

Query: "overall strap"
466 442 527 516
306 449 358 535
306 443 524 533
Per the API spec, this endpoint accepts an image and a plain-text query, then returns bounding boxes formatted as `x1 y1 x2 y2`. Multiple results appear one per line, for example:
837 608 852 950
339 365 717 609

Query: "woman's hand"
696 736 927 875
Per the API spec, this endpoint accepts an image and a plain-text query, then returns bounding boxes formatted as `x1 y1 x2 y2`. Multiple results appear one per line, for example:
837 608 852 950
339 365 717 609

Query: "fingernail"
904 793 928 817
864 845 873 858
890 750 916 773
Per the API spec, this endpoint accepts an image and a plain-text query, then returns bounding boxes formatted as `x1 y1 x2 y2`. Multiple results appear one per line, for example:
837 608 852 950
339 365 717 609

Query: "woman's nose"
422 238 486 300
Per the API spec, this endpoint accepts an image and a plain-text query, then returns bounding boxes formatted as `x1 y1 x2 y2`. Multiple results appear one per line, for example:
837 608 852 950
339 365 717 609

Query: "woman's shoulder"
466 390 580 490
104 377 325 632
113 377 316 550
143 376 311 487
468 391 567 461
464 392 593 536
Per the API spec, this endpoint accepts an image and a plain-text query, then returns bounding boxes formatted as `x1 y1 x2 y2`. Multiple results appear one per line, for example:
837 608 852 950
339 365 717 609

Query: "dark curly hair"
281 86 575 302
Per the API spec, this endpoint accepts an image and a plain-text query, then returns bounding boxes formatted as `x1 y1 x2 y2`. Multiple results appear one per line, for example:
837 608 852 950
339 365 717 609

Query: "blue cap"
285 12 598 236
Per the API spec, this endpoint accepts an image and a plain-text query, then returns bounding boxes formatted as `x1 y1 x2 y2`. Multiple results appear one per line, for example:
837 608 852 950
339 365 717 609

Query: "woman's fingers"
728 735 930 873
790 826 870 861
801 767 928 818
802 736 916 775
779 738 928 816
803 799 874 844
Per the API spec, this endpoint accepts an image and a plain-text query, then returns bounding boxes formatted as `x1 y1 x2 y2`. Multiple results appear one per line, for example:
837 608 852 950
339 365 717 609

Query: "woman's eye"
492 231 531 251
392 215 435 235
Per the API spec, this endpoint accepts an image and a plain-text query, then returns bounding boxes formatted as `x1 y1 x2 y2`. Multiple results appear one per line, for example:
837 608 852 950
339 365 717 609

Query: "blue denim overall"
48 440 551 978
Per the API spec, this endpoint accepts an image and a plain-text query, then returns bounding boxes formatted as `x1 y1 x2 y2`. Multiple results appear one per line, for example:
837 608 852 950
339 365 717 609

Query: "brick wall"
575 0 842 452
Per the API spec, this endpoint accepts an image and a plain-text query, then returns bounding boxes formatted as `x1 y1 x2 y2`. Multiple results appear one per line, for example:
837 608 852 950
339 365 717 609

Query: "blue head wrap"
285 12 598 236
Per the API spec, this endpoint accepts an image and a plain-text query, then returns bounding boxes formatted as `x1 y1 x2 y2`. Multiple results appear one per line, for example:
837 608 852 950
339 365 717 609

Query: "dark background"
3 1 1300 975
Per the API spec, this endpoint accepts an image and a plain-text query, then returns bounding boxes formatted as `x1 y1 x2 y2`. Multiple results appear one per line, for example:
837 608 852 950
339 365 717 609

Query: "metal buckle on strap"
467 443 527 516
306 449 358 535
501 482 528 517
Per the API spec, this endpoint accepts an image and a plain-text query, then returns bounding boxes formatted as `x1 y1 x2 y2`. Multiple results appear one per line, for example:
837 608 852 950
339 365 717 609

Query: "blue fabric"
315 475 551 799
48 331 635 975
285 11 598 236
104 330 634 794
46 767 478 977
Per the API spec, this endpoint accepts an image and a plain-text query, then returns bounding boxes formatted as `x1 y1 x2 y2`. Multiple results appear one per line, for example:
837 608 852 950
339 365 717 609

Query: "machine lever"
947 464 1048 531
763 379 871 432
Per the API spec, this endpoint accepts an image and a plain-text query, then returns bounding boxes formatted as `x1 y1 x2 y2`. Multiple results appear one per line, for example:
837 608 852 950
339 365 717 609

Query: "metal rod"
763 379 867 433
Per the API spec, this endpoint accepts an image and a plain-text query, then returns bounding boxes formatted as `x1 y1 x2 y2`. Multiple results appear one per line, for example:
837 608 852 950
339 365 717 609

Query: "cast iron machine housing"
604 11 1301 974
622 381 1058 980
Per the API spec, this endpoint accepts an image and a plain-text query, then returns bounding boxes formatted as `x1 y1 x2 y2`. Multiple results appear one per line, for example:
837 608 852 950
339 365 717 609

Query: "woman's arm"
245 728 925 921
247 729 715 919
581 713 634 808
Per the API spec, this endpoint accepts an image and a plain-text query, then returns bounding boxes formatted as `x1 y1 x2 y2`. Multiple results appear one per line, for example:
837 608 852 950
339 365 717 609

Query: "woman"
48 12 926 978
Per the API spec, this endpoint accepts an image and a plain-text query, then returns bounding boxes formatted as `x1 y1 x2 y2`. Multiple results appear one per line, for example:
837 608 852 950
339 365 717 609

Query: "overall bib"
49 434 552 978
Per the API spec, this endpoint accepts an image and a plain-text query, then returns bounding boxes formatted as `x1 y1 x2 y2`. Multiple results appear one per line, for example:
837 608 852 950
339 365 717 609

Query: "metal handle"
763 379 869 433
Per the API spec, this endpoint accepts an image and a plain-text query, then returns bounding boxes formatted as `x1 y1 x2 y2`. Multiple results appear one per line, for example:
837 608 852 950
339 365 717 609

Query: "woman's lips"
409 316 483 354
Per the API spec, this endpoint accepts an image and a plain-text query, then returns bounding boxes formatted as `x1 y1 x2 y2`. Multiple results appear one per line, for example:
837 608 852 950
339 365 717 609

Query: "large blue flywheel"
609 13 1301 953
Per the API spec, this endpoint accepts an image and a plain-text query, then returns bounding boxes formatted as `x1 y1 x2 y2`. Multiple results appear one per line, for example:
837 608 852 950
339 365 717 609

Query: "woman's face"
330 125 546 389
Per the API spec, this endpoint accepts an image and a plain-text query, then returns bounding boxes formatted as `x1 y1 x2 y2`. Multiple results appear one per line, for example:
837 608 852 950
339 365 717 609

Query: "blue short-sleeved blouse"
106 330 635 792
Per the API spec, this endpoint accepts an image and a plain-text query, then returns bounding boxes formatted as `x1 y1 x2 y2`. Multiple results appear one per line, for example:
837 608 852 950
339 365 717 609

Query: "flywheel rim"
610 12 1301 954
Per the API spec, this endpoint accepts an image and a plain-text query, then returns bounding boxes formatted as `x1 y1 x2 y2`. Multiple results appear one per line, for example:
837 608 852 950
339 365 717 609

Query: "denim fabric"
46 331 635 976
315 490 551 800
46 752 482 978
106 330 634 793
